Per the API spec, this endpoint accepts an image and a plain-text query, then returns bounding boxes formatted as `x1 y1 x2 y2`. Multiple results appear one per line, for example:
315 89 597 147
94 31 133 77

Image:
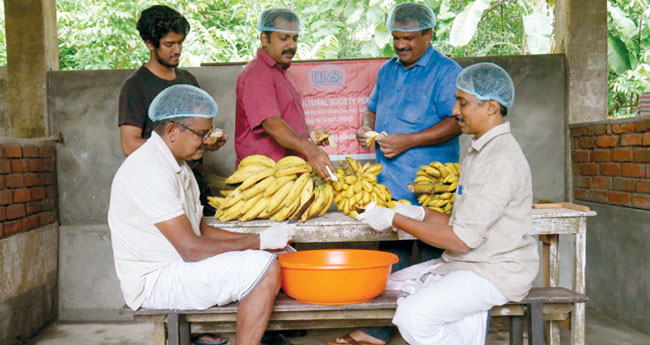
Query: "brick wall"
570 117 650 210
0 141 57 238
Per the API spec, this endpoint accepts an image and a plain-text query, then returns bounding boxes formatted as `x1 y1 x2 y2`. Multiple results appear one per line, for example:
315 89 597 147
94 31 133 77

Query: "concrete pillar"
4 0 58 138
554 0 608 124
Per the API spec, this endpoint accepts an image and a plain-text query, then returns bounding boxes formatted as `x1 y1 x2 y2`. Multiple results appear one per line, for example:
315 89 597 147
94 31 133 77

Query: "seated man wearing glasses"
109 85 296 345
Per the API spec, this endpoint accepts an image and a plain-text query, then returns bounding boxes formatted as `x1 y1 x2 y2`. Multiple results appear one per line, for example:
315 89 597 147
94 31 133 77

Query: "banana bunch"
409 161 461 214
300 175 334 221
315 132 336 147
211 155 332 222
330 156 408 219
365 130 388 146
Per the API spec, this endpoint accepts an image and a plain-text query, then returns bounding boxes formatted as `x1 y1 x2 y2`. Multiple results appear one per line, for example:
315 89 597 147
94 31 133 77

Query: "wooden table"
206 207 596 345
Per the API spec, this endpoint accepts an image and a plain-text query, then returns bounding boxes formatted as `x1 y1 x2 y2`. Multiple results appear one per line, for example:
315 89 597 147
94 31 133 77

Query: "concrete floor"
25 309 650 345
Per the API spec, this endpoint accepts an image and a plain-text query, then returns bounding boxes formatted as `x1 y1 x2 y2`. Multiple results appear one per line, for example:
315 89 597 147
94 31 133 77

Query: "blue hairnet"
257 8 301 34
456 62 515 108
148 84 218 122
387 3 436 32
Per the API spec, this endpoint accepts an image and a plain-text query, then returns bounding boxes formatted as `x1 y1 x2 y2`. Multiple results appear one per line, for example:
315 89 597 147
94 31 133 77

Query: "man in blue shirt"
333 3 461 345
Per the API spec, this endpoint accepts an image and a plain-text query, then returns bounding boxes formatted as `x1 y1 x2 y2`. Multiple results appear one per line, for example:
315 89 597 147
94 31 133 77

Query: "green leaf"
373 29 391 48
449 0 493 47
369 0 382 7
608 3 637 46
608 33 631 75
438 0 456 21
367 6 383 25
523 12 552 54
346 8 364 25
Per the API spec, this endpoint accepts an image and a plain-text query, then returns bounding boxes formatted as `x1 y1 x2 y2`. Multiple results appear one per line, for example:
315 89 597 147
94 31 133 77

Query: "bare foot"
328 330 385 345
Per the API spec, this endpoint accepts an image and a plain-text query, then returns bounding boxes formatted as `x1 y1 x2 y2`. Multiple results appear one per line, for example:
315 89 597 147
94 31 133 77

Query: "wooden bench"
121 287 587 345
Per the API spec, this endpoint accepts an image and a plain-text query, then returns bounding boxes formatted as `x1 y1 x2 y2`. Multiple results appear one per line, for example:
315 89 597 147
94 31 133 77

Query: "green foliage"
0 0 553 70
607 0 650 118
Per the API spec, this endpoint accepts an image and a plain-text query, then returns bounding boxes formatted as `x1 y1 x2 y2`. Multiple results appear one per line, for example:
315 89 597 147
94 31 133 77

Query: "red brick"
574 188 588 200
591 150 611 162
0 190 13 205
46 186 55 198
39 145 54 158
611 123 635 134
0 144 3 157
571 127 587 137
41 198 55 211
0 206 5 221
608 191 631 205
632 195 650 209
0 175 4 189
600 163 620 176
30 187 46 200
642 132 650 146
621 133 642 146
635 119 650 132
592 176 612 189
5 174 25 188
22 214 39 231
26 201 42 215
612 148 633 162
622 163 646 177
574 176 591 188
0 159 11 173
4 219 22 236
13 188 31 203
22 145 39 158
597 135 618 148
588 190 609 203
572 150 590 162
579 137 595 149
4 144 22 158
572 163 580 175
572 139 578 150
0 223 3 238
634 148 650 162
7 204 25 219
587 125 607 135
637 180 650 193
27 159 44 172
613 177 636 192
40 173 54 185
24 173 41 187
580 163 598 176
43 159 54 172
38 211 55 225
11 159 28 173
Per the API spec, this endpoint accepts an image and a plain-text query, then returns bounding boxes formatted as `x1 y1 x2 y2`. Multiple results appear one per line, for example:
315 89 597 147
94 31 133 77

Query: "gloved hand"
394 203 425 221
259 223 296 250
357 202 396 232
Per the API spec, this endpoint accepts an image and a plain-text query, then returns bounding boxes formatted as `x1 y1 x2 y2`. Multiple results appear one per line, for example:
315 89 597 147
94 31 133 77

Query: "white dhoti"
388 261 508 345
141 249 276 310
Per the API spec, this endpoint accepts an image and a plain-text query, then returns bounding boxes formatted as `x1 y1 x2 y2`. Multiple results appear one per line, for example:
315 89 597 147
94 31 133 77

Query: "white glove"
357 203 396 232
394 203 425 221
259 223 296 250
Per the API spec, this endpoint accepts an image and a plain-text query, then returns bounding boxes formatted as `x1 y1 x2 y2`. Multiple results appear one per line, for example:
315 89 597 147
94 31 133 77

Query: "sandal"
327 334 382 345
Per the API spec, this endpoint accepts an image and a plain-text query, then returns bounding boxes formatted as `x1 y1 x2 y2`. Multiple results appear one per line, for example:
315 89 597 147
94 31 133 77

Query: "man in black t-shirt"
118 5 226 218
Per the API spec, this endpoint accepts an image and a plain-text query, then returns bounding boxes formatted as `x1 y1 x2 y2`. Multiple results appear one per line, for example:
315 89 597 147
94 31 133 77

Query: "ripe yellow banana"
346 156 360 173
264 174 297 197
300 178 314 205
445 162 458 176
275 164 312 177
366 163 382 175
240 193 263 219
224 164 270 184
243 175 275 199
239 196 270 222
219 199 245 222
270 197 300 221
276 156 307 170
317 184 334 217
284 173 311 207
238 154 276 170
266 181 294 214
361 173 377 184
239 168 275 190
221 188 245 208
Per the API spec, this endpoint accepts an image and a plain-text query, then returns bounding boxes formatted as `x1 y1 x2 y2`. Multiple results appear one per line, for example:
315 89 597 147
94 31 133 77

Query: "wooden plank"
532 203 590 212
153 322 166 345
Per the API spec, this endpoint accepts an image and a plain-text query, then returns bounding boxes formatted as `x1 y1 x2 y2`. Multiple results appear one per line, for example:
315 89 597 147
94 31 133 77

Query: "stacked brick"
0 141 57 238
570 118 650 210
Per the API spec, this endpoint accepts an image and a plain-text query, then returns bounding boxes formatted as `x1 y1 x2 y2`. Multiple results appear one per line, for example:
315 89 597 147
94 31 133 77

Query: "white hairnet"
456 62 515 108
387 3 436 32
257 8 301 34
148 84 218 122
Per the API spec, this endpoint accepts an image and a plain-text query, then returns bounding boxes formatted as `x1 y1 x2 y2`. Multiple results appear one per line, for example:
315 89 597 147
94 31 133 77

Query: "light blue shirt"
366 46 462 203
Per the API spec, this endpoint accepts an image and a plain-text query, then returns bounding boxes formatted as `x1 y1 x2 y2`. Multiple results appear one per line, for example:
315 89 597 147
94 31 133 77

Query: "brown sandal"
327 334 379 345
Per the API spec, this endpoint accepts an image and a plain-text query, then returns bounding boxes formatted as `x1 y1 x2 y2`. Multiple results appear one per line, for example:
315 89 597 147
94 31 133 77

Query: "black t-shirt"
118 65 200 139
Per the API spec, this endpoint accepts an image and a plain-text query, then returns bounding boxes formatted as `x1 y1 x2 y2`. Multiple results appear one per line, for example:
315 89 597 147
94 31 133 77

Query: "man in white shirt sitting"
108 84 295 345
358 62 539 345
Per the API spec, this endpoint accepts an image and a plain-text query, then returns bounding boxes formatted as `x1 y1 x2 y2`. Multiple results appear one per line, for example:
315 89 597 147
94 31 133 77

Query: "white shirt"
108 131 203 309
431 122 539 301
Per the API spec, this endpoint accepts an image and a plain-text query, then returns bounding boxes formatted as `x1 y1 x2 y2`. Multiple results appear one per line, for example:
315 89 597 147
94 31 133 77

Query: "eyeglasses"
172 121 215 142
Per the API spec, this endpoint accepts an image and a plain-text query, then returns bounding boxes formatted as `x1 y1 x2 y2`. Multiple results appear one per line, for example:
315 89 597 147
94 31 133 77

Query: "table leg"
154 321 166 345
572 217 587 345
540 234 560 345
509 316 524 345
168 313 191 345
527 301 544 345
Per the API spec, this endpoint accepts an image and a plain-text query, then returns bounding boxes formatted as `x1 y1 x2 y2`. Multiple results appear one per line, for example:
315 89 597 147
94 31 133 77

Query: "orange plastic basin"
278 249 399 305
